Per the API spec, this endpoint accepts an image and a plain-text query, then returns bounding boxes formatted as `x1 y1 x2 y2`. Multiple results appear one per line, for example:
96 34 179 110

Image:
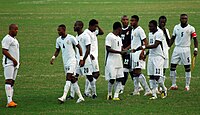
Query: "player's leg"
169 63 178 90
71 76 84 103
68 74 79 100
86 75 97 99
120 70 128 94
149 75 158 99
131 72 140 96
184 65 191 91
107 79 115 100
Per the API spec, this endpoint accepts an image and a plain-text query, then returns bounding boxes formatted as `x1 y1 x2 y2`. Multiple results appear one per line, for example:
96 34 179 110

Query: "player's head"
89 19 98 32
180 14 188 25
130 15 139 27
9 24 18 37
149 20 157 33
158 16 167 28
74 21 84 32
121 15 129 27
57 24 66 36
113 21 122 35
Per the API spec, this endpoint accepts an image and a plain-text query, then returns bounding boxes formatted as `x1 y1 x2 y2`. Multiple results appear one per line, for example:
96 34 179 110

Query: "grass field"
0 0 200 114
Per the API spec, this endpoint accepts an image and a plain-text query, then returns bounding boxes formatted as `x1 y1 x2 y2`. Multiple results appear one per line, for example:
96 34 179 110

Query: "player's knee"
71 76 78 83
5 79 13 85
86 75 93 82
149 75 159 81
170 64 177 71
116 78 123 82
109 79 115 84
93 72 100 79
184 65 191 72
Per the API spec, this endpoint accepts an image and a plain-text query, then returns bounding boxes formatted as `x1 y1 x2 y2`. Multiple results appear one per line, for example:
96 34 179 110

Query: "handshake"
121 46 145 55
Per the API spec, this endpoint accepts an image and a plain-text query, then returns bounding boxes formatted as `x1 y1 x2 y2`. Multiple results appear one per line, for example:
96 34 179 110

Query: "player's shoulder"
106 32 114 38
187 24 195 29
2 34 13 42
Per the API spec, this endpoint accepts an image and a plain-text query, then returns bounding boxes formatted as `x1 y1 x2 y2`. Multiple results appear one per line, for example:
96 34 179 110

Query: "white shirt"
105 33 123 68
131 26 146 49
76 32 92 66
149 29 165 58
84 29 98 58
172 24 196 47
2 34 20 68
158 27 170 59
56 34 78 66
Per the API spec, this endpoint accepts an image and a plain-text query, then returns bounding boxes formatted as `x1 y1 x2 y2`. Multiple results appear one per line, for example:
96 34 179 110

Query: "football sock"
170 70 177 86
108 82 113 96
73 82 83 99
90 80 97 95
133 77 139 92
5 84 12 103
114 81 121 98
149 80 157 97
84 79 90 94
70 83 75 98
139 74 150 91
63 81 71 98
185 72 191 87
158 76 167 91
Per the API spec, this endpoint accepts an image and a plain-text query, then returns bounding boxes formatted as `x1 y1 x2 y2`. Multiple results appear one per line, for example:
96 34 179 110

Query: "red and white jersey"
2 34 20 68
172 24 196 47
105 33 123 68
148 29 165 58
84 29 98 58
131 26 146 49
56 34 78 66
76 32 92 66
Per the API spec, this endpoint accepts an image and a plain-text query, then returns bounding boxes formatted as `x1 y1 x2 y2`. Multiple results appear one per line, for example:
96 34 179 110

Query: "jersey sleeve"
190 26 197 37
83 34 91 46
2 36 12 50
166 28 171 39
105 34 112 47
56 38 60 49
172 25 177 36
71 36 78 46
139 28 146 40
156 32 163 42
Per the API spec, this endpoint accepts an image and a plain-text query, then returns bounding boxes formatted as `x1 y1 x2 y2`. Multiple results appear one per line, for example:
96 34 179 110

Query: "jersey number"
84 68 89 73
124 59 129 65
155 68 161 74
63 44 65 48
181 32 184 37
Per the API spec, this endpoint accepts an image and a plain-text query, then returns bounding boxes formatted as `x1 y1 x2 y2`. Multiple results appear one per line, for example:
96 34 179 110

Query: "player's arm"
168 35 175 47
139 38 148 60
97 25 104 35
83 44 91 65
163 28 170 47
135 40 161 51
2 48 18 67
50 48 60 65
193 36 198 57
106 46 122 54
76 44 84 67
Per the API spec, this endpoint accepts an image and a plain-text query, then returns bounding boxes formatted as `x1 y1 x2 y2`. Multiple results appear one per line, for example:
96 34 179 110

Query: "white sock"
139 74 150 92
158 76 167 91
170 70 177 86
5 84 12 103
63 81 71 98
84 79 90 94
133 77 139 92
149 80 157 97
114 82 122 98
121 85 125 91
108 82 113 96
90 80 97 95
185 72 191 87
72 82 83 99
70 85 75 98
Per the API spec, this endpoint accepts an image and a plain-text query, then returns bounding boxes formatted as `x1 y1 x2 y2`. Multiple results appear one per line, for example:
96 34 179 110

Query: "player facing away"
158 16 170 91
168 14 198 91
134 20 167 99
83 19 103 98
50 24 84 103
130 15 151 96
2 24 19 107
105 22 125 101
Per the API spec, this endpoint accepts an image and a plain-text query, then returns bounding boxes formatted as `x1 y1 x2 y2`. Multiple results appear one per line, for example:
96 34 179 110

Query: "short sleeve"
2 36 12 50
56 38 60 49
105 34 112 47
83 34 91 46
172 25 177 36
156 31 163 42
191 26 195 34
71 36 78 46
139 28 146 40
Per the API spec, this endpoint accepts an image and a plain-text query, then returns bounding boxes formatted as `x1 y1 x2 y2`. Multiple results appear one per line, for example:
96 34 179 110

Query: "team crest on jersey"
186 30 190 34
66 40 71 44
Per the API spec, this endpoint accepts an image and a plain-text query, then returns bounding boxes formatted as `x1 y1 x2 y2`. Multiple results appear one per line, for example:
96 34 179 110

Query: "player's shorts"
76 64 93 76
91 59 99 72
171 46 191 65
147 56 164 76
105 66 124 81
131 51 145 69
122 54 131 69
163 58 169 69
4 65 18 80
64 64 76 76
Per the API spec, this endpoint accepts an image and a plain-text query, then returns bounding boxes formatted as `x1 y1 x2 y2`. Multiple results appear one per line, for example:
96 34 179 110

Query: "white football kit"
105 33 123 80
2 34 19 80
84 29 99 72
147 30 165 76
171 24 196 65
131 26 146 69
56 34 78 74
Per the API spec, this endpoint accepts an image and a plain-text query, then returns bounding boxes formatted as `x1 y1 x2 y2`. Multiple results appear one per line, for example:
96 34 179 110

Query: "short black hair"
180 14 188 17
121 15 128 19
9 24 17 30
149 20 157 27
58 24 66 30
113 22 122 30
131 15 139 21
89 19 98 26
76 21 84 28
159 16 167 22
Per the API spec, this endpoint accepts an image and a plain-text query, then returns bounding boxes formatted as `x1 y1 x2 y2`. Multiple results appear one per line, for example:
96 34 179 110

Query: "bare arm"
193 37 198 57
50 48 60 65
84 44 91 61
97 26 104 35
169 35 175 47
2 48 18 67
106 46 121 54
76 44 84 67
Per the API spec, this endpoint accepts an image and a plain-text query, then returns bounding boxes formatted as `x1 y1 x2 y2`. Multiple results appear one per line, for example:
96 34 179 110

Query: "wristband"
142 45 146 49
52 56 56 59
80 56 83 60
194 48 198 51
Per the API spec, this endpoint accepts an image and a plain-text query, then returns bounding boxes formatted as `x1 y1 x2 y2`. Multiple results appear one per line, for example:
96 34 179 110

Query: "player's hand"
121 51 127 55
12 59 18 67
139 50 145 61
90 54 95 60
194 50 198 57
79 60 85 67
50 59 54 65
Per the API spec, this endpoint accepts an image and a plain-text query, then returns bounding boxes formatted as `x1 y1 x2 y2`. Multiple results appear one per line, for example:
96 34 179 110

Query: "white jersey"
56 34 78 66
148 29 165 58
75 32 92 66
131 26 146 49
2 34 20 68
172 24 196 47
158 27 170 59
84 29 98 58
105 33 123 68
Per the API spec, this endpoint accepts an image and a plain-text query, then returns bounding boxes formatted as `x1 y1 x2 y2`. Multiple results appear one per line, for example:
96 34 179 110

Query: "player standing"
130 15 151 96
50 24 84 103
105 22 124 100
2 24 19 107
168 14 198 91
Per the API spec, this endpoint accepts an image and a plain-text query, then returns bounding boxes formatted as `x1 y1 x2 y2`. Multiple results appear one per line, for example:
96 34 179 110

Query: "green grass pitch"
0 0 200 114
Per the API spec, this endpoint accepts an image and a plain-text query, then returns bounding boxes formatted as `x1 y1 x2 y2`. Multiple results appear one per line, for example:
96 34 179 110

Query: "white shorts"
163 58 169 69
4 66 18 80
131 51 145 69
147 56 164 76
171 46 191 65
91 59 99 72
64 64 76 75
76 64 93 76
105 66 124 81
